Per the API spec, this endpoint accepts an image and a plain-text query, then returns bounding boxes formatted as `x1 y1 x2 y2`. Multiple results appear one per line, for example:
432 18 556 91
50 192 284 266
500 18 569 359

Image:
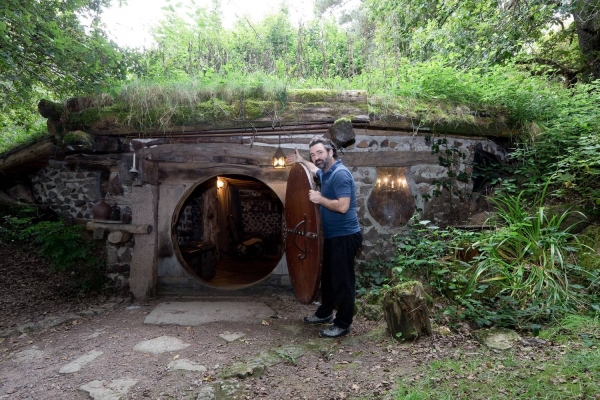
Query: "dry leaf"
261 320 269 326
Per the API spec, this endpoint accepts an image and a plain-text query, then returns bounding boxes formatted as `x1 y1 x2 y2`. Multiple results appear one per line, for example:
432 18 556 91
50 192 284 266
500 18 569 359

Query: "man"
287 137 362 338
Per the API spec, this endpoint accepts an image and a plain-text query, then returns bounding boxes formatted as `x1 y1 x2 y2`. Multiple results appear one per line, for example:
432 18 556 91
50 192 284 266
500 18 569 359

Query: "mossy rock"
579 225 600 271
218 344 308 379
333 117 352 125
473 328 521 350
288 89 339 102
62 130 94 150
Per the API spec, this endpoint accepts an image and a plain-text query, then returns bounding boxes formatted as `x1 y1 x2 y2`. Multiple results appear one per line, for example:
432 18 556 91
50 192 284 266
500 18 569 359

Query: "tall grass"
466 188 592 310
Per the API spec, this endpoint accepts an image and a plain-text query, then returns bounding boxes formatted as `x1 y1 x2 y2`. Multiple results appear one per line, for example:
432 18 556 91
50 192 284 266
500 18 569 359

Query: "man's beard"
315 154 332 170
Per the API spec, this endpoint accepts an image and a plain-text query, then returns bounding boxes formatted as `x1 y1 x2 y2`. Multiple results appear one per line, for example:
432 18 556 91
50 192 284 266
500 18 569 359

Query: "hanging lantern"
272 136 286 169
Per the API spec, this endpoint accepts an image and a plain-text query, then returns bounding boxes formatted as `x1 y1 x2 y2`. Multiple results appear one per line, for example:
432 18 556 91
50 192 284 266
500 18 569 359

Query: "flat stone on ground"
144 301 274 326
86 329 105 339
474 328 521 350
59 350 103 374
12 346 44 363
80 378 137 400
166 358 207 372
133 336 190 354
219 332 246 343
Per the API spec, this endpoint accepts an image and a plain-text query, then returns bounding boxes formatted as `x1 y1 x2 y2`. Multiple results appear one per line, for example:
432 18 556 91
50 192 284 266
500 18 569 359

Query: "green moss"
334 117 352 125
64 104 129 131
391 280 425 298
63 130 91 143
62 130 93 148
288 89 340 103
65 107 100 130
195 98 235 123
55 86 505 134
242 100 276 119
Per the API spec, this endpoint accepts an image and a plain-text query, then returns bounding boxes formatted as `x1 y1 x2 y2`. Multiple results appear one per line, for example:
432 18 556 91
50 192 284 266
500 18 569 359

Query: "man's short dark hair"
309 137 338 158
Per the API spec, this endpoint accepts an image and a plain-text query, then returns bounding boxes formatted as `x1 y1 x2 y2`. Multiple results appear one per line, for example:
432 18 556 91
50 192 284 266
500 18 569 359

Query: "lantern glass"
272 146 286 169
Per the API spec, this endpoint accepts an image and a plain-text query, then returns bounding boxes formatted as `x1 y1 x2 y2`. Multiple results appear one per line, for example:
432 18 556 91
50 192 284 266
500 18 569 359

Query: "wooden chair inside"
227 214 264 257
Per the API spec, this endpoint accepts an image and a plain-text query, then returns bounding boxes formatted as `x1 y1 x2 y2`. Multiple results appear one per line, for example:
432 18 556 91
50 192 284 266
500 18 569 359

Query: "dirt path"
0 294 480 400
0 243 476 399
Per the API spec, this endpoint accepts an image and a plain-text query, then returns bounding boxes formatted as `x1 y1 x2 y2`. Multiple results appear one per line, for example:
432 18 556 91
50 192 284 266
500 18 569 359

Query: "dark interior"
173 175 283 288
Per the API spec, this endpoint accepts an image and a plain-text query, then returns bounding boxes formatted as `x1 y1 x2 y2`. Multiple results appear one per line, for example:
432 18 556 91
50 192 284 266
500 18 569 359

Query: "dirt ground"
0 243 478 400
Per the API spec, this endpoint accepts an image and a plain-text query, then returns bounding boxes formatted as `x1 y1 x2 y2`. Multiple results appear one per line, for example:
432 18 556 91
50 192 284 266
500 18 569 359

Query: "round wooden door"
284 163 322 304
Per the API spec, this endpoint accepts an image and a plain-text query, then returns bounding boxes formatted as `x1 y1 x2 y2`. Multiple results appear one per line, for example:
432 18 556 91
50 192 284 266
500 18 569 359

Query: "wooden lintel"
341 151 439 167
156 163 290 184
86 221 152 234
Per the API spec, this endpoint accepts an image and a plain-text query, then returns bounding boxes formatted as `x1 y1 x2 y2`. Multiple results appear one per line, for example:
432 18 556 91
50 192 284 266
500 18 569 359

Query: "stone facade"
31 161 102 219
14 129 505 298
28 162 136 290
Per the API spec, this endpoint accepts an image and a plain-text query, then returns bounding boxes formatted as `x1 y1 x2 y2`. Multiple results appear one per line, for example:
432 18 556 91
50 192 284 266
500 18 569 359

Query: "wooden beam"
140 142 440 169
0 138 56 172
156 162 290 184
86 221 153 234
341 151 439 167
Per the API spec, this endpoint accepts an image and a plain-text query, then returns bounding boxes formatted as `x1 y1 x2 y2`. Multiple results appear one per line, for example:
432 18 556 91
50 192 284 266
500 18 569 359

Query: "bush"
0 212 108 297
466 190 595 312
370 199 599 329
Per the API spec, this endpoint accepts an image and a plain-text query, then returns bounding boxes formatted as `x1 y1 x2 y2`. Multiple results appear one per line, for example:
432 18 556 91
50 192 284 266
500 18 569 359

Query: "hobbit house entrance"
171 174 283 290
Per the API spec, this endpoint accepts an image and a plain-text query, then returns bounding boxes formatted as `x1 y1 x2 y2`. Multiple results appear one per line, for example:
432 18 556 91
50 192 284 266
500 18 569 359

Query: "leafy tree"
0 0 130 109
320 0 600 81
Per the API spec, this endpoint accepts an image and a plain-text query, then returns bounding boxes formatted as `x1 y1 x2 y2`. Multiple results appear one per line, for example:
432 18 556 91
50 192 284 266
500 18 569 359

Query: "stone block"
107 245 118 265
117 247 133 263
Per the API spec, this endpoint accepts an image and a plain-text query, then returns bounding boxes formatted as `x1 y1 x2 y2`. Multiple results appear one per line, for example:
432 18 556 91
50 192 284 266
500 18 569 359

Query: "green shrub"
391 217 477 300
466 190 593 311
0 213 108 297
380 202 599 328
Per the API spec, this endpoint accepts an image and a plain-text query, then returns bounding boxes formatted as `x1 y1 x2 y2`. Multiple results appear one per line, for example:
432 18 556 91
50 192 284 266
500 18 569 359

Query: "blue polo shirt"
316 160 360 239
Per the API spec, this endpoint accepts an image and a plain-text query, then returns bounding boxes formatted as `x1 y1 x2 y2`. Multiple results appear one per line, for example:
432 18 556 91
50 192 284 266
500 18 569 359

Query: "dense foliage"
0 204 108 296
385 208 598 329
0 0 134 150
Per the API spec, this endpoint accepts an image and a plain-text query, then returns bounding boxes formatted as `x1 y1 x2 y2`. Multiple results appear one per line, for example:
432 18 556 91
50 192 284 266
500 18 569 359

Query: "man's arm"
308 191 350 213
286 148 318 178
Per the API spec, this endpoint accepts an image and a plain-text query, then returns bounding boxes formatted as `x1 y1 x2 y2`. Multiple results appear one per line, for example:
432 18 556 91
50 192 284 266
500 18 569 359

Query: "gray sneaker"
304 314 334 324
319 325 349 338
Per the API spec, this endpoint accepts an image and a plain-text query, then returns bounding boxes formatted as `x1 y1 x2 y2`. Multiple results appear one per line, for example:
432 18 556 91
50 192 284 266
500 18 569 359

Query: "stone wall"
175 198 202 245
29 161 136 290
31 161 102 219
22 130 506 296
342 133 505 262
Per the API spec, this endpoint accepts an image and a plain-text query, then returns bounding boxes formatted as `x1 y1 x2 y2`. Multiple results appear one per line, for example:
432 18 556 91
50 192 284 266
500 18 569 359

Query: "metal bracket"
283 214 318 260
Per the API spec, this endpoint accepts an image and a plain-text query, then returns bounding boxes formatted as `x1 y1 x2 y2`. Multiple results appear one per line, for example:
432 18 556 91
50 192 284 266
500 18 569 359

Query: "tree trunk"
382 281 432 341
574 1 600 81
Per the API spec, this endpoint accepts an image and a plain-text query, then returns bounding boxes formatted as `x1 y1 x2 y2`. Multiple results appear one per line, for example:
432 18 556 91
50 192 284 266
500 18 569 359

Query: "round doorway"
172 174 283 289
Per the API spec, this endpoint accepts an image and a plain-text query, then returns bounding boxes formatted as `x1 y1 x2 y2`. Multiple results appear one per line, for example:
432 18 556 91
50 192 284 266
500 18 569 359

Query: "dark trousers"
315 231 363 329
